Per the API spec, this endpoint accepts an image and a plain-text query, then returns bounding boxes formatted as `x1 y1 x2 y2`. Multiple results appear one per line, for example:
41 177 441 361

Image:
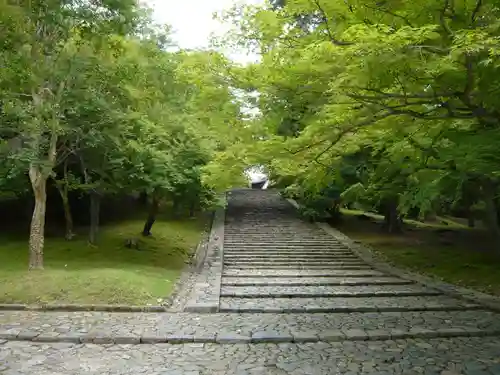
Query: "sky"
144 0 263 64
144 0 265 179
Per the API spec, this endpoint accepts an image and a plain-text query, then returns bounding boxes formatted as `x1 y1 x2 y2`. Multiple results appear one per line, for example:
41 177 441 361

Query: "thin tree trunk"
382 197 403 234
89 191 100 245
467 214 475 228
55 160 74 240
142 194 160 236
139 191 148 205
327 200 342 224
28 165 47 270
27 88 61 269
482 179 500 242
56 184 74 240
465 203 475 228
173 197 180 218
62 194 74 240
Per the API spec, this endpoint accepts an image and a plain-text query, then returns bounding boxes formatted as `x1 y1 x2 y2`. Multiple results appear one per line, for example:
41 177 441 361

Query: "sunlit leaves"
207 0 500 227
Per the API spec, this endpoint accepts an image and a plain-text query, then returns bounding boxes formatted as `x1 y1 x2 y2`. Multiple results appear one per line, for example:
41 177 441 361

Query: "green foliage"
0 0 245 267
209 0 500 241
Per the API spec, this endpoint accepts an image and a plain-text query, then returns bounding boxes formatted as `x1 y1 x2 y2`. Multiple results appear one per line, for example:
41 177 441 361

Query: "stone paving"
2 310 500 344
1 189 500 374
2 338 500 374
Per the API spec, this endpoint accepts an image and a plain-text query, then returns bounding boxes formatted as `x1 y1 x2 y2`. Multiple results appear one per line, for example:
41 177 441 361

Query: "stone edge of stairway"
183 195 226 313
286 197 500 313
2 326 500 346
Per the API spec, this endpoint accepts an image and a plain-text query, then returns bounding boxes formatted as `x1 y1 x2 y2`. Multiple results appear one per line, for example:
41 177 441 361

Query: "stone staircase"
3 188 500 374
219 189 483 315
177 188 500 345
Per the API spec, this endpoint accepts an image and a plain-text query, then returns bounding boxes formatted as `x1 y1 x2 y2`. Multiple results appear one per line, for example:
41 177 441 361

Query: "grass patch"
0 215 208 305
336 211 500 296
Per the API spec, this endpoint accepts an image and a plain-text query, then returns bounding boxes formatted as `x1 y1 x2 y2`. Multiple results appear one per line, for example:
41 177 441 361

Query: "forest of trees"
0 0 247 270
204 0 500 246
2 0 500 272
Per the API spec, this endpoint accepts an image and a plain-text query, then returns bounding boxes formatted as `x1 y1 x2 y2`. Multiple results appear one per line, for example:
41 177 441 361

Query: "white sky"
144 0 263 64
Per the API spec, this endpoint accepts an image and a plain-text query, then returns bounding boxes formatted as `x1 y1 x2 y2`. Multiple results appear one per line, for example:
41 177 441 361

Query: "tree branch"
406 45 449 55
461 54 475 108
312 127 356 163
385 107 475 120
439 0 454 36
346 93 440 107
362 4 414 27
311 0 353 46
285 138 330 155
340 86 454 99
471 0 483 24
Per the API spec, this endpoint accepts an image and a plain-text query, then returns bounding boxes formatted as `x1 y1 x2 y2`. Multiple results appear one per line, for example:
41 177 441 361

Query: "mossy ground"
0 214 208 305
336 209 500 296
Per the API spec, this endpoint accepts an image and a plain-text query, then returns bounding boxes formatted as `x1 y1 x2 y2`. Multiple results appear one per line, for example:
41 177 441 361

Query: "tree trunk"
467 214 475 228
481 179 500 242
139 191 148 205
28 166 47 270
327 200 342 224
172 197 180 218
465 203 475 228
142 194 160 236
55 184 74 240
382 197 403 234
462 180 478 228
89 191 100 245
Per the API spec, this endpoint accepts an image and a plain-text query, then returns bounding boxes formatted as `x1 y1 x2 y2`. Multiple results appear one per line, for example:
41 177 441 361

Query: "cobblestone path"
1 189 500 374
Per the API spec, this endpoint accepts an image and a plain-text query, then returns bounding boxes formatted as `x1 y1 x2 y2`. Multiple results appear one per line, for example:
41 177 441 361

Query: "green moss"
337 211 500 296
0 216 207 305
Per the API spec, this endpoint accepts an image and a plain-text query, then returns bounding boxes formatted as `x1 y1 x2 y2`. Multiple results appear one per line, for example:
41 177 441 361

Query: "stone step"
224 244 347 248
221 276 414 286
223 247 351 251
223 256 360 262
223 249 353 254
225 229 327 231
225 233 330 235
224 241 341 245
227 235 330 237
227 225 311 227
223 248 353 253
223 269 386 277
220 285 440 298
3 310 500 344
225 243 347 248
225 228 326 231
224 258 366 266
223 250 355 255
224 247 350 252
223 254 356 259
219 296 482 313
224 243 347 247
225 231 316 234
224 264 373 270
225 237 335 241
225 230 329 233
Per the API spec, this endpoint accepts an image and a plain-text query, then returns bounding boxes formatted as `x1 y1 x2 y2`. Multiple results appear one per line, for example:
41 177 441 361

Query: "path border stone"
2 327 500 345
164 215 214 311
0 304 168 312
183 194 226 312
286 198 500 313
